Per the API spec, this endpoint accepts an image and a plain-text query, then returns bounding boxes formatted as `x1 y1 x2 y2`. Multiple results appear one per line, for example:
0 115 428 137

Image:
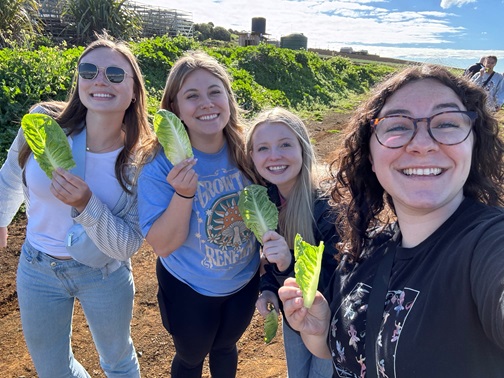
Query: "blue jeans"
16 241 140 378
283 319 333 378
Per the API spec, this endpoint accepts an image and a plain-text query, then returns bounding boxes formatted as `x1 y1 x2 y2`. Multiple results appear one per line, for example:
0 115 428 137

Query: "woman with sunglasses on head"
137 51 260 377
279 64 504 377
0 33 153 377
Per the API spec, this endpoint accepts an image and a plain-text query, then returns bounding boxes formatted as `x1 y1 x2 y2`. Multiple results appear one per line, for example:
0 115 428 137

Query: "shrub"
0 45 82 163
0 37 396 165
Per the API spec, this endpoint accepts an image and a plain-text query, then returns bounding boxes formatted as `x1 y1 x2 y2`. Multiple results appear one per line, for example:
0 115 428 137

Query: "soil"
0 111 348 378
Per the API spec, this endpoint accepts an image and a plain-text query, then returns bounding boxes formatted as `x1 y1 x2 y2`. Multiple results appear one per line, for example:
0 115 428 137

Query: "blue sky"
140 0 504 72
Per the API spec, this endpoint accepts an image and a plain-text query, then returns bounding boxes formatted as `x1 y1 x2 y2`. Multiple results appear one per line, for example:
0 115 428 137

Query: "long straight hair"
246 107 318 248
18 33 152 192
160 50 253 181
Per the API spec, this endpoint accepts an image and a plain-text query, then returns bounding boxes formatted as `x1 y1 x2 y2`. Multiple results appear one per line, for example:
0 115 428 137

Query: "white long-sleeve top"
471 71 504 110
0 127 143 261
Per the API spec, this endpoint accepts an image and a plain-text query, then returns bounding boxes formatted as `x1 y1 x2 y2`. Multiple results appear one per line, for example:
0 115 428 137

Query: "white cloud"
145 0 465 47
440 0 477 9
136 0 503 72
340 45 504 70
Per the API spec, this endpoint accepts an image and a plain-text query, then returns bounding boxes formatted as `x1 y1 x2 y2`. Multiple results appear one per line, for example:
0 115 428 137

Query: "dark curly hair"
330 64 504 262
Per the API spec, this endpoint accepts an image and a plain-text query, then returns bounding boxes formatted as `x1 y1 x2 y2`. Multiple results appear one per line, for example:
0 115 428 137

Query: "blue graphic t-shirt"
138 142 260 296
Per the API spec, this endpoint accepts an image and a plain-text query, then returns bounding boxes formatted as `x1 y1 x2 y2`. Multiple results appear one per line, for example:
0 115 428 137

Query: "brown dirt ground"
0 111 348 378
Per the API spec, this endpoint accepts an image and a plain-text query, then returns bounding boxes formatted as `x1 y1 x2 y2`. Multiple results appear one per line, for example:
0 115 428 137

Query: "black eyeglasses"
78 63 131 84
370 110 477 149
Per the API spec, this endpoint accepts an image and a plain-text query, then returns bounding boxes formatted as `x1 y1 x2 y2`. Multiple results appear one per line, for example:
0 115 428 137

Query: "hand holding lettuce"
294 233 324 309
238 184 279 342
154 109 194 165
238 184 278 244
21 113 76 178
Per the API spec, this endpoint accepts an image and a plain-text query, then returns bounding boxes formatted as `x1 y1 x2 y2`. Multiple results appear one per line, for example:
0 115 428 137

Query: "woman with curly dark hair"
279 64 504 377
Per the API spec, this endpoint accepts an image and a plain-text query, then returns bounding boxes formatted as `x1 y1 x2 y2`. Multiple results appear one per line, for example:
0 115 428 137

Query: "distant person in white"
471 55 504 112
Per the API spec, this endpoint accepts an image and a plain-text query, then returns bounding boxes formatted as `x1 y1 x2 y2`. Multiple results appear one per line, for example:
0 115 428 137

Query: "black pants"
156 259 259 378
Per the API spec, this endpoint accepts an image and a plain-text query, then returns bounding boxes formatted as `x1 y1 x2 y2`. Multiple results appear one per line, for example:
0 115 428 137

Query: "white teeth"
92 93 112 98
268 166 287 171
198 114 218 121
403 168 442 176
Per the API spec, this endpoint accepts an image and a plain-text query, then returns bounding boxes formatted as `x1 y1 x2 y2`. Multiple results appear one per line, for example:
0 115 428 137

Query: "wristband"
176 192 195 199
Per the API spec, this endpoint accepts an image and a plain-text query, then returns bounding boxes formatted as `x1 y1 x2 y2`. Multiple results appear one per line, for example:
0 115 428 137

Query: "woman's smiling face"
78 47 135 115
369 78 474 217
250 122 303 198
175 68 230 150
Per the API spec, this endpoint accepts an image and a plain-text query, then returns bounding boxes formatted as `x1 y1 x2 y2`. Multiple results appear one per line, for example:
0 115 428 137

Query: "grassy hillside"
0 36 397 164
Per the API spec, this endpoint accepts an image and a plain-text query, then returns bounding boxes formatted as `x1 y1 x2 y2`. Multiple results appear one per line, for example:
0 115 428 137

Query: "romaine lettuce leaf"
238 184 278 244
154 109 194 165
21 113 76 179
294 233 324 308
264 308 279 344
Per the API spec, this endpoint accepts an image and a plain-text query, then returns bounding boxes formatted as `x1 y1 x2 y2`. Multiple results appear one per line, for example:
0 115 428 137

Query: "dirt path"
0 111 348 377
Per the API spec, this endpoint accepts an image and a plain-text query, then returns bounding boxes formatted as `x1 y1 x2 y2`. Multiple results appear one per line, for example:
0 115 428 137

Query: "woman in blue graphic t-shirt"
138 51 260 378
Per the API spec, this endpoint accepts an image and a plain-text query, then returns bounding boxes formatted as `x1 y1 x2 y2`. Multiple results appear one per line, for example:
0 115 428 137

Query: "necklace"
86 133 124 153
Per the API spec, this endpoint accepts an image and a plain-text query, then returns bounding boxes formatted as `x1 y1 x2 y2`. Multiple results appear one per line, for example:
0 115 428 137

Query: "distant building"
238 17 269 46
339 47 369 55
267 39 280 47
238 32 265 46
280 33 307 50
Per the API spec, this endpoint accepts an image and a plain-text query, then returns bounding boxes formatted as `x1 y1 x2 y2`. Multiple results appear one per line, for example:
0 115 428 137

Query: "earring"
131 98 136 103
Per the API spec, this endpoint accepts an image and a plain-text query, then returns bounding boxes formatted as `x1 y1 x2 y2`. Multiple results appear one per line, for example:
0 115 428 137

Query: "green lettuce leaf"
238 184 278 244
264 307 279 344
21 113 76 179
294 233 324 308
154 109 194 165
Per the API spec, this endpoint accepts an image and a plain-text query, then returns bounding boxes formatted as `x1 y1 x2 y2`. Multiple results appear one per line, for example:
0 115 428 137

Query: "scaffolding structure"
127 1 193 38
38 0 71 41
38 0 193 42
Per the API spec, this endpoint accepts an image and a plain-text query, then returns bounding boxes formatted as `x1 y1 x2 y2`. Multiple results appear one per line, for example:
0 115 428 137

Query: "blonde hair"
246 107 318 247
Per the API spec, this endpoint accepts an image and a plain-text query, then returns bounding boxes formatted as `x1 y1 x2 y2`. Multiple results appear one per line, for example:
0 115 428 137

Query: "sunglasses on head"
78 62 131 84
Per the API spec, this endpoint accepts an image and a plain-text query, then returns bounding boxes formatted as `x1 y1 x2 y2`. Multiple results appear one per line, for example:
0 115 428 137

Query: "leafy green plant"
133 35 199 91
0 0 41 48
21 113 75 178
153 109 193 165
62 0 142 44
294 233 324 308
0 37 397 169
264 307 279 344
238 185 279 244
0 45 81 164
